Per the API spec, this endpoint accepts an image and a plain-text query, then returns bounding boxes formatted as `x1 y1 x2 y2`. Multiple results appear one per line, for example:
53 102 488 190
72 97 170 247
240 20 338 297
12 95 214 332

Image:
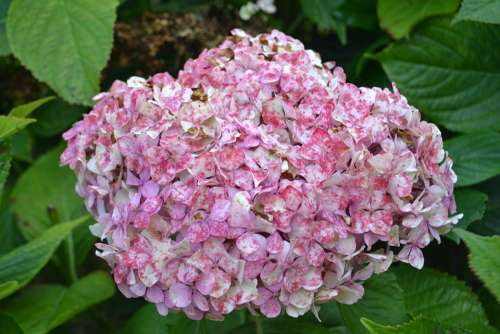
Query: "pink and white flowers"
61 29 460 320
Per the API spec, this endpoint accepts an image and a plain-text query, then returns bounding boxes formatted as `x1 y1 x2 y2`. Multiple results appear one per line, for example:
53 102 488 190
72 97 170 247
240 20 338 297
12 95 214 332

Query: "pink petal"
266 232 284 254
146 286 164 304
236 232 267 256
193 291 210 311
195 272 216 296
141 180 160 198
260 298 281 318
169 283 192 308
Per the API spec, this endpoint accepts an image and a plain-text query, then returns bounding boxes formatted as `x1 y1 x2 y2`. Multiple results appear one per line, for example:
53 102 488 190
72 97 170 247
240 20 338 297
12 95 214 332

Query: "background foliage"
0 0 499 333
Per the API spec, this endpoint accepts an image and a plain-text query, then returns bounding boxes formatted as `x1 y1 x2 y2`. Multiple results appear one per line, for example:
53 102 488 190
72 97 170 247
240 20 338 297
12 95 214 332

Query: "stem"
252 315 263 334
65 233 78 283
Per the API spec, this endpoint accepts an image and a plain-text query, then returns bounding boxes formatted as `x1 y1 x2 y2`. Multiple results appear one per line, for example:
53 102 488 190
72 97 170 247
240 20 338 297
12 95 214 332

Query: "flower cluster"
61 29 461 320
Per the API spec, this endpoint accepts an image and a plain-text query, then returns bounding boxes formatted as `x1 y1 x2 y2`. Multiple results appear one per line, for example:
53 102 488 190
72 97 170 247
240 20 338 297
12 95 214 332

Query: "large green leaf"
0 206 24 257
116 304 172 334
0 141 11 197
0 313 23 334
338 272 408 334
11 145 95 272
394 267 496 333
478 289 500 329
7 0 118 105
377 0 460 39
118 307 249 334
361 317 471 334
447 189 488 242
11 146 86 239
0 0 10 56
229 317 343 334
454 0 500 24
10 130 32 162
204 310 247 334
0 271 115 334
0 217 87 300
375 17 500 133
454 229 500 301
445 132 500 187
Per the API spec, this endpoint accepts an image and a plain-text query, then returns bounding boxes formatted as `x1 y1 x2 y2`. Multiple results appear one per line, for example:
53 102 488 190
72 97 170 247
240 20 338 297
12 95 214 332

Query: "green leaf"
11 145 95 276
472 176 500 236
330 0 378 30
7 0 118 105
394 267 496 333
454 0 500 24
304 300 343 327
445 132 500 187
0 281 18 300
0 0 11 56
0 116 35 140
229 317 339 334
0 313 23 334
338 272 409 334
1 271 115 334
120 309 247 334
300 0 348 44
0 97 54 140
377 0 460 39
374 17 500 133
447 189 488 242
204 310 247 334
9 96 54 118
361 317 471 334
454 229 500 301
30 99 86 137
478 288 500 329
10 130 32 162
0 202 24 257
0 216 87 300
11 146 86 239
116 304 172 334
0 141 11 196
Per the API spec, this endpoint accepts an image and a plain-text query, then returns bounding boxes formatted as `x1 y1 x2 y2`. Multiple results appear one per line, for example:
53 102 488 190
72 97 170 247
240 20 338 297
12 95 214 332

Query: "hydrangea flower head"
61 29 461 320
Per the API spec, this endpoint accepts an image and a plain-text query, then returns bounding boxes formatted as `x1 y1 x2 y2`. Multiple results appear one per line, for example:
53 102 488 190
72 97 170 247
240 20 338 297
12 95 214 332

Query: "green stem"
64 233 78 283
252 315 263 334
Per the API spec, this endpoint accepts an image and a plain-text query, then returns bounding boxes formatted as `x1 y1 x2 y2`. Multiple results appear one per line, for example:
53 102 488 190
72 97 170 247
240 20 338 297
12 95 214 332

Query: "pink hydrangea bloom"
61 29 461 320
